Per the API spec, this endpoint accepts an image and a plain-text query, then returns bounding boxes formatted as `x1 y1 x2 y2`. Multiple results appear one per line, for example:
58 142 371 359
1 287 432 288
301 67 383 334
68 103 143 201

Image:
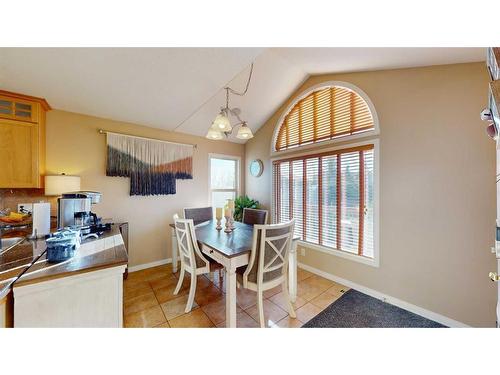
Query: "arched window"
272 82 379 265
274 83 376 151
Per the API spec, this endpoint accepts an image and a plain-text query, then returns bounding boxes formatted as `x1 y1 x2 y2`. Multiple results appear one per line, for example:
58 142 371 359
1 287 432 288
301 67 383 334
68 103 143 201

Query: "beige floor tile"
200 275 216 289
271 316 303 328
179 274 214 291
124 279 150 292
124 281 153 301
297 278 331 301
154 322 171 328
201 298 242 325
236 287 257 310
124 292 159 316
209 271 226 292
160 295 199 320
263 285 282 299
128 265 174 282
325 282 350 296
216 311 259 328
297 268 314 281
245 299 288 327
194 284 224 306
154 283 188 304
168 309 215 328
295 303 323 324
269 291 307 312
308 275 335 289
149 274 179 290
310 291 342 310
126 270 149 282
124 305 166 328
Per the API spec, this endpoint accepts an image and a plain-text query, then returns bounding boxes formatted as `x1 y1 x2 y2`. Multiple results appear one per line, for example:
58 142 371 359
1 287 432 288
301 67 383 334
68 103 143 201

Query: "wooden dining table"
169 219 298 328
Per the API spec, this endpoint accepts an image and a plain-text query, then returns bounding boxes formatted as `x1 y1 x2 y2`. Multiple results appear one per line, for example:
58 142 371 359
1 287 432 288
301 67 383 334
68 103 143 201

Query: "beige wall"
245 62 497 327
45 110 244 267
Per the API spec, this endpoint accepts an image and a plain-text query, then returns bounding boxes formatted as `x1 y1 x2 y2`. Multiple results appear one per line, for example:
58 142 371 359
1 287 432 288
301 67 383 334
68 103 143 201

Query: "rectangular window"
272 144 375 260
209 155 239 212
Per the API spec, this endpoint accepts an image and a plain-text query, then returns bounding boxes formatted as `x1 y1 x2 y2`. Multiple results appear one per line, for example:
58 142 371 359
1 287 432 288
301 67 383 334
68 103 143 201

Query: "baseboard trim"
128 258 172 273
298 262 470 328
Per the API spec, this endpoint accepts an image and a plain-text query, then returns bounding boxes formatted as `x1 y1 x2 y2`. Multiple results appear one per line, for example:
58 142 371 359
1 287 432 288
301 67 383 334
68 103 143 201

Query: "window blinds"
275 86 374 151
273 144 375 258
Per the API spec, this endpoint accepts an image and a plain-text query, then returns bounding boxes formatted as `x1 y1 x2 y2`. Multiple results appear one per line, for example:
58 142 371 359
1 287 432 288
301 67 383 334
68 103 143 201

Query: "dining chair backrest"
242 220 295 287
183 206 213 225
242 208 268 225
173 214 209 270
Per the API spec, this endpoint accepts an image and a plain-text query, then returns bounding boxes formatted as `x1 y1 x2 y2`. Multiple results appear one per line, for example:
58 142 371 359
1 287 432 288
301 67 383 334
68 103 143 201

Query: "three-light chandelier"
206 63 254 140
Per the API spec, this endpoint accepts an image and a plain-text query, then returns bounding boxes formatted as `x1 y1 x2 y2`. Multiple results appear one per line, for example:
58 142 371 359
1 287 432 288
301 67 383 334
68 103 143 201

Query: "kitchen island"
0 224 128 327
0 233 46 327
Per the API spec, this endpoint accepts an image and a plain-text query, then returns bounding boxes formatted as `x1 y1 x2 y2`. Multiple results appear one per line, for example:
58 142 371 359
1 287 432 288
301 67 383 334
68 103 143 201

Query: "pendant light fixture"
206 128 224 140
211 109 232 133
236 122 253 139
206 63 254 141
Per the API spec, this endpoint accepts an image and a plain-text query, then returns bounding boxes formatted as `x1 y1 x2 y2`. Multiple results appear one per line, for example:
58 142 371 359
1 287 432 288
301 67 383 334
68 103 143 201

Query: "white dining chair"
173 214 224 313
236 219 296 327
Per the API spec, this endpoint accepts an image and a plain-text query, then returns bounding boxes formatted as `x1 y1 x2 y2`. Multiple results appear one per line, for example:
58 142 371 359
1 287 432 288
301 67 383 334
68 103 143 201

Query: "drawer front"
201 245 225 265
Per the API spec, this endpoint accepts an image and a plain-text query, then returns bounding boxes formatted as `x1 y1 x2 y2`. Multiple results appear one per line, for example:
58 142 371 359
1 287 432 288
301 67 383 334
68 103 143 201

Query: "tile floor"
123 264 350 328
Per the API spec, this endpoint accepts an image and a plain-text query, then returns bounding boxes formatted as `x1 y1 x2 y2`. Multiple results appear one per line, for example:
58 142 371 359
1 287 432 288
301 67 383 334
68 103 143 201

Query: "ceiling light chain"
206 63 255 141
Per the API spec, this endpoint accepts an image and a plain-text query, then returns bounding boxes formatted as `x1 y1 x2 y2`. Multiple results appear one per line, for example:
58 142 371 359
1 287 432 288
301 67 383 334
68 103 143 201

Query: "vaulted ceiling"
0 47 485 143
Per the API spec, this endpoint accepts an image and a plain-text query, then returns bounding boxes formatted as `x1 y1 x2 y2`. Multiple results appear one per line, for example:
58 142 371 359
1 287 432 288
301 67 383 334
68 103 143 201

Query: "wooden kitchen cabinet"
0 90 51 188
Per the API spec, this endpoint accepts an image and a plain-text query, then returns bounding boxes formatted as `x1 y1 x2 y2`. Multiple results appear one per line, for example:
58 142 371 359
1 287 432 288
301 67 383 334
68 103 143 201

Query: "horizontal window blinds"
275 86 374 151
273 144 375 259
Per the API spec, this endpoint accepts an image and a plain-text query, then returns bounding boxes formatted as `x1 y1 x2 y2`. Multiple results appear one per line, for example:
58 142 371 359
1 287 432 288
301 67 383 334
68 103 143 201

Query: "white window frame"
270 137 380 267
270 80 380 158
208 153 241 206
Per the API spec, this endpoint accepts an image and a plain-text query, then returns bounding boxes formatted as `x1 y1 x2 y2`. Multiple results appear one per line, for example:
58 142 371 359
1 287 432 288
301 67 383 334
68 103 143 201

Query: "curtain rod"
98 129 197 149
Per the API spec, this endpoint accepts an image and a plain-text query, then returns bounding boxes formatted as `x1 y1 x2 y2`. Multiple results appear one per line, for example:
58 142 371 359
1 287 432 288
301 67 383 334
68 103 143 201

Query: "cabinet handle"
489 272 499 282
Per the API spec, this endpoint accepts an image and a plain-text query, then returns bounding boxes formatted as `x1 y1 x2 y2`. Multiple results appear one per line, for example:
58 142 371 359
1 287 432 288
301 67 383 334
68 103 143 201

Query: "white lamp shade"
211 112 232 132
45 175 81 196
236 124 254 139
206 128 224 140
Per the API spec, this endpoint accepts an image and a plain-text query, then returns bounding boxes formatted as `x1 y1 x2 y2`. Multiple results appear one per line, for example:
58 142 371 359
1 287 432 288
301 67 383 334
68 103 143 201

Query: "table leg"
171 227 178 274
225 265 237 328
289 239 298 303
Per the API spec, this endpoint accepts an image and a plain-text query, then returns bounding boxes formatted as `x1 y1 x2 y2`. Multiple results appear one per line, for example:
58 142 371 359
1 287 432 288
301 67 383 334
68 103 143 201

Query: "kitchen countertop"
0 238 46 300
0 224 128 298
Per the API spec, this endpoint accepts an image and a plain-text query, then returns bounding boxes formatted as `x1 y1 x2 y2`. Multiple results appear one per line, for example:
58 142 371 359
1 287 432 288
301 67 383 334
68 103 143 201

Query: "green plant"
233 195 260 222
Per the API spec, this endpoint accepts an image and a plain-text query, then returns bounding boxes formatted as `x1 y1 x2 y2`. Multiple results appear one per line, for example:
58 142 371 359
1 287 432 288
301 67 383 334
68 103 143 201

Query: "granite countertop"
0 224 128 298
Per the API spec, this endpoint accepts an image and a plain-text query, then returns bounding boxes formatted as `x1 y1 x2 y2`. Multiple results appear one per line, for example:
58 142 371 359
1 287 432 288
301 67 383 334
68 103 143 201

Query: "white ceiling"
0 47 485 143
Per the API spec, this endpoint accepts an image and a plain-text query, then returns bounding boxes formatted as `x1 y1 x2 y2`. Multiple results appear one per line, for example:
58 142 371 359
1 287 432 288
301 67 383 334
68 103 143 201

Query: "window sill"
297 240 379 268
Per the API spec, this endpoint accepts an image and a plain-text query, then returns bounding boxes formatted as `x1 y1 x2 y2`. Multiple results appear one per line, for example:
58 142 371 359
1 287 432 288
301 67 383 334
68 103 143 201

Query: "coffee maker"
57 191 105 234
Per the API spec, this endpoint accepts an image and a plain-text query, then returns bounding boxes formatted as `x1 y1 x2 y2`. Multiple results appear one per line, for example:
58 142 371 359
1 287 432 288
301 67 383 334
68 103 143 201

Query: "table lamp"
45 173 81 196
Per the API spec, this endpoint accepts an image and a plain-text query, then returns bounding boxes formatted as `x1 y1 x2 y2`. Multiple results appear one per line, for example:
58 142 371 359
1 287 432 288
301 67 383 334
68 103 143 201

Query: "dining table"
169 219 298 328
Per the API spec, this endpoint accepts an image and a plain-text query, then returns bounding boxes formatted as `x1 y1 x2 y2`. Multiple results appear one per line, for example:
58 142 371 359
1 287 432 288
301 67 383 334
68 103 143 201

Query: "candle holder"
229 214 235 230
224 215 232 233
216 218 222 231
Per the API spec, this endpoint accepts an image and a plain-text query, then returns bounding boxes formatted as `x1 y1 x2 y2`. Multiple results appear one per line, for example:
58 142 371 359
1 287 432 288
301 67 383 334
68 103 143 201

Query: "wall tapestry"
106 132 193 196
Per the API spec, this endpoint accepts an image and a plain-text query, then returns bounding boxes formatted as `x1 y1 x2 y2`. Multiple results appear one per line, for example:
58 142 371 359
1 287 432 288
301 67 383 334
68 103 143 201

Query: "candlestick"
216 218 222 230
224 215 232 233
229 214 235 230
215 207 223 220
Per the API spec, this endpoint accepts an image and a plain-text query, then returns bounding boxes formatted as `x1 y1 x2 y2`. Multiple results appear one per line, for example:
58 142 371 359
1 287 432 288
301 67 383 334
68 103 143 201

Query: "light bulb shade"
236 124 253 139
211 112 232 132
45 174 81 196
206 128 224 140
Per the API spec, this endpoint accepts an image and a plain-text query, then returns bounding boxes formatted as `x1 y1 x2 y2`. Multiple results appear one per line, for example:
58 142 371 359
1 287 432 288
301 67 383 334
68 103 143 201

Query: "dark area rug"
303 289 446 328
